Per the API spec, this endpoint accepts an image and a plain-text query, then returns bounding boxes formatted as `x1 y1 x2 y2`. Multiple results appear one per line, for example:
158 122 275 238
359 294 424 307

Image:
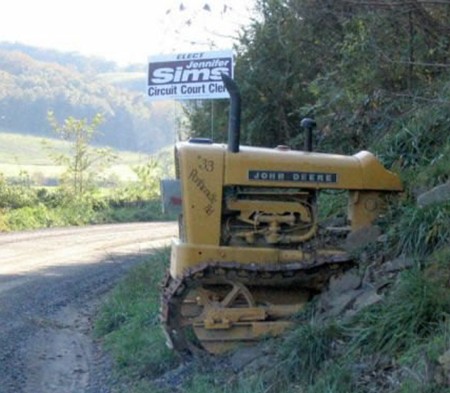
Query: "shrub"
347 269 450 357
277 321 341 385
392 202 450 258
0 175 37 209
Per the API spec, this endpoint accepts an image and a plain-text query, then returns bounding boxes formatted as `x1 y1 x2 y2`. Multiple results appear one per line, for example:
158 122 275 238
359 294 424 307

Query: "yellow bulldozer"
161 74 402 355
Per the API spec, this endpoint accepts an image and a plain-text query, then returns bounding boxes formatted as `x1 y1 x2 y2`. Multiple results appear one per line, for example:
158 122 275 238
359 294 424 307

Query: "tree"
46 112 117 198
184 0 450 153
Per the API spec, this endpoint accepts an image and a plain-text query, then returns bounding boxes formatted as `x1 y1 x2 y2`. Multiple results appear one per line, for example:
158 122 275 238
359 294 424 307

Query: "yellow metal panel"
224 146 402 191
224 146 363 189
177 143 225 245
354 151 403 191
170 239 282 278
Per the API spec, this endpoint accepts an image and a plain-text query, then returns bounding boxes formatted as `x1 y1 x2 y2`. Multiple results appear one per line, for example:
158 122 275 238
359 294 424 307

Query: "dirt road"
0 222 177 393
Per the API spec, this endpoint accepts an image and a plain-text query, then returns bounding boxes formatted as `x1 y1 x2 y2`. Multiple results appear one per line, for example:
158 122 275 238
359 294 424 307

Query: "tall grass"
389 202 450 258
277 320 341 385
347 268 450 357
95 248 177 381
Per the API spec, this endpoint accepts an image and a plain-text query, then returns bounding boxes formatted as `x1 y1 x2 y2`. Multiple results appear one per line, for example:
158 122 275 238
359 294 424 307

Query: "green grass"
95 248 177 385
394 202 450 258
0 131 65 165
93 245 450 393
0 131 154 181
347 267 450 357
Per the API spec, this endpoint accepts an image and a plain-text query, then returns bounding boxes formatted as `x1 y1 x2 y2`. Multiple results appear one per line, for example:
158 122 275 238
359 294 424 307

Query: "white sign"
147 50 233 101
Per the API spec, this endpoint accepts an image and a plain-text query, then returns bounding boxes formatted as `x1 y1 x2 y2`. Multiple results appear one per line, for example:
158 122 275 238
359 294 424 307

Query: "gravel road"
0 222 177 393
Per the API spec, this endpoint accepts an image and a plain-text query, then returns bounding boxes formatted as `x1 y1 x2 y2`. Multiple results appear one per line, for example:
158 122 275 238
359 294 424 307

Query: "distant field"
0 132 154 181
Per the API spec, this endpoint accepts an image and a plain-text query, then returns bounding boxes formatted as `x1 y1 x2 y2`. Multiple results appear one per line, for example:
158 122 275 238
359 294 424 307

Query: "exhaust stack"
221 73 241 153
300 118 317 152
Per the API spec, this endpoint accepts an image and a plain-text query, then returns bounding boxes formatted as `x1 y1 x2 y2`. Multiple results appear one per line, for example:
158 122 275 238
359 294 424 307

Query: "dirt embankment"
0 222 177 393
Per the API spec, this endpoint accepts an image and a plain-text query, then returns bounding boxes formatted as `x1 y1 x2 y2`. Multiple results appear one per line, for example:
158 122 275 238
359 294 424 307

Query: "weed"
96 248 177 381
393 202 450 258
306 363 354 393
277 320 341 385
318 189 348 220
347 268 450 357
102 200 170 223
184 374 226 393
5 204 58 230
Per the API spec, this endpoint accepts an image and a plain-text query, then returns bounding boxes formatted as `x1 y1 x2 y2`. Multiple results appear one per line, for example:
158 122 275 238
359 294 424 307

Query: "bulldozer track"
160 256 354 355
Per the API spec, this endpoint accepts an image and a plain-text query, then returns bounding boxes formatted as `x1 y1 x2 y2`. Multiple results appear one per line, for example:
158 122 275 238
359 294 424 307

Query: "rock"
435 349 450 386
382 256 414 273
328 272 362 294
153 361 196 390
319 270 362 317
417 181 450 207
320 289 364 318
438 349 450 372
377 234 388 243
352 287 382 311
344 226 382 252
229 346 266 373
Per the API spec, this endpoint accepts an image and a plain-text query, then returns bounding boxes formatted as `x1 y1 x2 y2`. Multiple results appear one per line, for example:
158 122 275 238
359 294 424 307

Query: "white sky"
0 0 256 66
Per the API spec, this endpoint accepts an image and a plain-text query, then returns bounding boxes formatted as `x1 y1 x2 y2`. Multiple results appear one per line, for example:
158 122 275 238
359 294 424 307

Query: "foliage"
0 42 117 74
129 160 162 200
276 320 340 385
378 95 450 176
306 363 354 393
0 132 172 232
182 100 229 143
102 200 168 223
46 112 117 198
0 168 170 232
95 248 176 381
392 202 450 258
347 268 450 357
3 193 105 231
318 190 347 220
0 172 37 209
184 0 450 156
0 47 175 153
2 1 446 392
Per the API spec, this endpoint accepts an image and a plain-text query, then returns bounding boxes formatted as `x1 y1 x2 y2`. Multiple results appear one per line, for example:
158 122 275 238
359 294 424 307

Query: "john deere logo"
248 170 337 183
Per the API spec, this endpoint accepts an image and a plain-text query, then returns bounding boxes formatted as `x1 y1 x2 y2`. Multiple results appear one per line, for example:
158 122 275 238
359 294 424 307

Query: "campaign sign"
148 50 233 101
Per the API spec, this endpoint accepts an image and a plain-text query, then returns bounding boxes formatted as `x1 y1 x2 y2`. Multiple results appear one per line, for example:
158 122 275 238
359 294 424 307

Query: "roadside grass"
391 202 450 258
346 267 450 357
95 248 177 385
94 245 450 393
0 189 171 231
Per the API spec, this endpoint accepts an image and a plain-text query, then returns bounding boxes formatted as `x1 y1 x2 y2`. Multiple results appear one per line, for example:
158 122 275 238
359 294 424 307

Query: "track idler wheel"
163 273 306 355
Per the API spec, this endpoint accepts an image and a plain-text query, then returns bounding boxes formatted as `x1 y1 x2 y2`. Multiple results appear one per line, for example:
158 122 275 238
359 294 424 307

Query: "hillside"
94 2 450 393
0 131 157 182
0 42 176 153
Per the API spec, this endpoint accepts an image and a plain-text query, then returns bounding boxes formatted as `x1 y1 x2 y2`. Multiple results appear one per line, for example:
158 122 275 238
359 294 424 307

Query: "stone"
321 289 364 318
328 272 362 295
382 256 414 273
344 226 382 252
436 349 450 386
438 349 450 372
352 287 382 311
417 181 450 207
229 346 266 372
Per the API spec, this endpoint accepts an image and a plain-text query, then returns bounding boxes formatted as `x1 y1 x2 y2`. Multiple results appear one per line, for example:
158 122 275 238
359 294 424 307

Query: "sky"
0 0 256 66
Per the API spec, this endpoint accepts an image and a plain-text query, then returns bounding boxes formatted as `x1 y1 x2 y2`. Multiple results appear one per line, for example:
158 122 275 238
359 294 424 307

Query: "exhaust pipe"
300 118 316 152
221 73 241 153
